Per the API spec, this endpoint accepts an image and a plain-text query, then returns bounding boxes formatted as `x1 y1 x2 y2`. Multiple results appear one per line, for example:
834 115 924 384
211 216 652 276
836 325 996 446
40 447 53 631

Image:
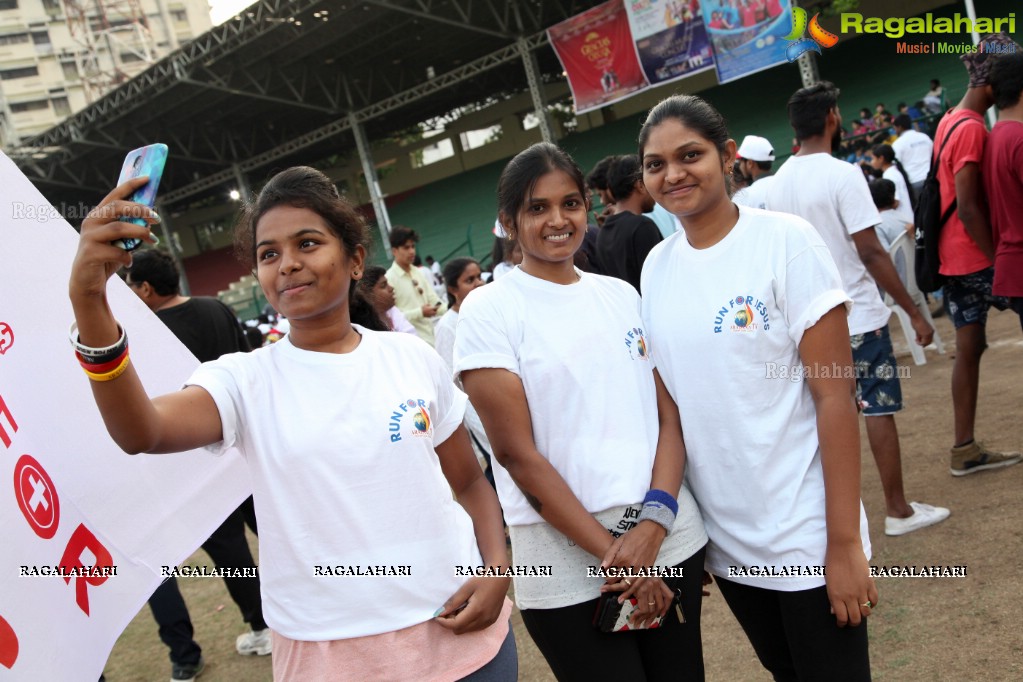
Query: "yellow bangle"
82 354 131 382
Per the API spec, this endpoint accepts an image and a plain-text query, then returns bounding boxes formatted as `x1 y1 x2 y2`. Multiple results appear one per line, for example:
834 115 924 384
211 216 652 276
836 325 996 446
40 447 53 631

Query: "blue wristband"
638 502 676 533
643 489 678 516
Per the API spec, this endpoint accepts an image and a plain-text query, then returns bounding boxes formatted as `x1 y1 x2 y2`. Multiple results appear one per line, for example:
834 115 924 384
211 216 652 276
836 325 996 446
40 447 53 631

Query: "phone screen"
113 143 168 250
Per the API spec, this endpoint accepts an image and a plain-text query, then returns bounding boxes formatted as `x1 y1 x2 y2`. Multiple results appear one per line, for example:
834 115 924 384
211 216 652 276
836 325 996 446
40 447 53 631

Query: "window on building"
60 61 79 81
120 52 143 63
89 17 131 31
410 138 455 168
171 9 187 22
0 32 29 46
0 1 19 11
459 124 503 151
10 99 49 113
0 66 40 80
31 31 51 45
42 0 60 10
50 96 70 116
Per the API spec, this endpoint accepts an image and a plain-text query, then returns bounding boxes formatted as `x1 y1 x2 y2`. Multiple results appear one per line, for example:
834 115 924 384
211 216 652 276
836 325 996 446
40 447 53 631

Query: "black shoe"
171 656 205 682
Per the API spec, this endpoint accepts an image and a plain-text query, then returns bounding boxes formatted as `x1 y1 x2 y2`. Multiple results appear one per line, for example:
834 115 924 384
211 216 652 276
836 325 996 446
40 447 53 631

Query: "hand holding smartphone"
112 143 168 251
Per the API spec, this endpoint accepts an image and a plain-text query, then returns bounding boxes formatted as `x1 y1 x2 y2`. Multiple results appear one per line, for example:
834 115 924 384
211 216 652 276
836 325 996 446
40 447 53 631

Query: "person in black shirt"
595 154 663 293
125 250 269 680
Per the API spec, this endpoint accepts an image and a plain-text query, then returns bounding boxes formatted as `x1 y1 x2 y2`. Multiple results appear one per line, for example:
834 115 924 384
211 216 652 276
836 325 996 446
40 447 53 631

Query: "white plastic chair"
883 230 945 365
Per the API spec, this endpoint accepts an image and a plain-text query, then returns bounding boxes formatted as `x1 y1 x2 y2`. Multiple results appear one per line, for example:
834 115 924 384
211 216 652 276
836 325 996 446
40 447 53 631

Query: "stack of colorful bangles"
638 489 679 532
69 322 130 382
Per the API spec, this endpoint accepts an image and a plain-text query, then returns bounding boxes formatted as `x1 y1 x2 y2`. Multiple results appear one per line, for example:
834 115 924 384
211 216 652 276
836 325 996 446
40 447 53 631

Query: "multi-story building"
0 0 212 147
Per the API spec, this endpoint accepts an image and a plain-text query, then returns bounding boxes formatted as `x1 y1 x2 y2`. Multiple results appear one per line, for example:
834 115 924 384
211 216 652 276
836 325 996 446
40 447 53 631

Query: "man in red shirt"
935 33 1021 477
984 52 1023 330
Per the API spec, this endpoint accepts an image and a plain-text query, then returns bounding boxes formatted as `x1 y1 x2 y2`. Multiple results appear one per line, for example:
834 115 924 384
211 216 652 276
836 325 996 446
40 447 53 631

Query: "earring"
353 270 361 277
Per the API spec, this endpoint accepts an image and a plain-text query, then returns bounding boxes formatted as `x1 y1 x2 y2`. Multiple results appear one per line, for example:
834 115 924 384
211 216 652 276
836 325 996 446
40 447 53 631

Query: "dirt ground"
102 308 1023 681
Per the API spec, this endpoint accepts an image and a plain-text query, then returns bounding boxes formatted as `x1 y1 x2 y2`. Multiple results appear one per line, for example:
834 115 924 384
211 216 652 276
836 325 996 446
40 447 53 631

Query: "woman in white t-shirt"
68 166 515 681
638 94 877 681
434 257 494 479
868 143 916 224
455 143 708 681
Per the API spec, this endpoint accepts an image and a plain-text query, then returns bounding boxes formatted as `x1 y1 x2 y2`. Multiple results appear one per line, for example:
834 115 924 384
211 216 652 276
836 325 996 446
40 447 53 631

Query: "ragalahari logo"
784 7 839 61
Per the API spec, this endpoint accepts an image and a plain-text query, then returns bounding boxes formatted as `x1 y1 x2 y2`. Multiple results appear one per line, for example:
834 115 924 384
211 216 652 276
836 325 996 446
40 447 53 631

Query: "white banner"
0 152 251 679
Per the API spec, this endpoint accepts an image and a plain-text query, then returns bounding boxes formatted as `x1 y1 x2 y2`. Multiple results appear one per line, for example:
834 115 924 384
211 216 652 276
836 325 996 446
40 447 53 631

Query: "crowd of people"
71 32 1023 682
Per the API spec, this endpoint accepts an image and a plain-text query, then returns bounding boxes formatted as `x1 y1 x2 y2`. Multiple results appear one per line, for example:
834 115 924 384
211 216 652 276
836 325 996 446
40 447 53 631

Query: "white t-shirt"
386 306 418 335
882 165 915 225
187 328 481 640
876 209 910 289
731 174 776 210
891 129 934 184
434 308 494 465
767 153 891 335
453 267 703 534
642 207 870 590
490 261 514 280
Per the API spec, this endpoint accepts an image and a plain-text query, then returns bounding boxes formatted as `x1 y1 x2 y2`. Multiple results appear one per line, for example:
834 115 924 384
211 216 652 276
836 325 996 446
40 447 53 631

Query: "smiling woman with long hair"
455 143 707 681
67 166 516 681
638 94 876 681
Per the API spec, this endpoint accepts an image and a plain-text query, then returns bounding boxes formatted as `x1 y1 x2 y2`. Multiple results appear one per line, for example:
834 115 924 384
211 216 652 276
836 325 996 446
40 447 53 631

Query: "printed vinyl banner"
701 0 792 83
625 0 715 86
0 152 251 679
547 0 650 114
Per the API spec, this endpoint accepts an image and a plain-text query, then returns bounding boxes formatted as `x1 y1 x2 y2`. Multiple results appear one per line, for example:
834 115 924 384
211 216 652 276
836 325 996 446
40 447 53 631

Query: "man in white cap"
731 135 776 209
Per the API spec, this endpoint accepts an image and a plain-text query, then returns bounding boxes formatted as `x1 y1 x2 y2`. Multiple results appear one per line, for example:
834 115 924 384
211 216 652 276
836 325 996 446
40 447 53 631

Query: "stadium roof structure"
11 0 604 210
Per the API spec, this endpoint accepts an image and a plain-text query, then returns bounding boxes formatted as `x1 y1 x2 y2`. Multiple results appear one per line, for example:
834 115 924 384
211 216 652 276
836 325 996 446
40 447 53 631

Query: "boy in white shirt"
769 81 949 537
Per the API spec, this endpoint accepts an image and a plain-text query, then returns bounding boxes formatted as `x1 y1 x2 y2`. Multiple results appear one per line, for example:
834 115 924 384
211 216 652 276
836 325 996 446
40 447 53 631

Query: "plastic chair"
883 230 945 365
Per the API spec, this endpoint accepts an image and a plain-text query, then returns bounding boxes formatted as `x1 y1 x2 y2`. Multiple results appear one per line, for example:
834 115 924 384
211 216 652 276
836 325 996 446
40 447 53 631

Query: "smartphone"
112 143 168 251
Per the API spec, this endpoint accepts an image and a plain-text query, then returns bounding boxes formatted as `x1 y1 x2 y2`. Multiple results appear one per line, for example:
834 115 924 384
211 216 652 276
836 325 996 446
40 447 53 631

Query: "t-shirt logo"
734 303 754 328
388 398 433 442
412 407 431 435
624 327 649 361
714 295 771 334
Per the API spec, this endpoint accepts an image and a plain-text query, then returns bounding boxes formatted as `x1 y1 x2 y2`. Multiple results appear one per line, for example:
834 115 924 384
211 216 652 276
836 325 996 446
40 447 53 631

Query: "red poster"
547 0 650 114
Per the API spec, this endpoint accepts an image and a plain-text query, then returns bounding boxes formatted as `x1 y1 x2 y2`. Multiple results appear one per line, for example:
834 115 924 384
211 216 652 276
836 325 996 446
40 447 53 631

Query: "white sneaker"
884 501 950 536
236 628 272 656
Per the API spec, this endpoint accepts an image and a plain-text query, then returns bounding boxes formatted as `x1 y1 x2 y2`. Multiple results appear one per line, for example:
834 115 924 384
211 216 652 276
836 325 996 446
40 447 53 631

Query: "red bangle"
77 346 129 374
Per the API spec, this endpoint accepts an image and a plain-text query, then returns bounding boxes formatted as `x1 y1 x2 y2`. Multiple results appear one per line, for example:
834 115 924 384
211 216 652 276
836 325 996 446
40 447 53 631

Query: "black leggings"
714 578 870 682
520 546 707 682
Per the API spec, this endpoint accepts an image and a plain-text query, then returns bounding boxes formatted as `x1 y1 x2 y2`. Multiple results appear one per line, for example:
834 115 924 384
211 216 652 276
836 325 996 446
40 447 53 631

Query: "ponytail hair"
872 144 916 209
349 288 391 332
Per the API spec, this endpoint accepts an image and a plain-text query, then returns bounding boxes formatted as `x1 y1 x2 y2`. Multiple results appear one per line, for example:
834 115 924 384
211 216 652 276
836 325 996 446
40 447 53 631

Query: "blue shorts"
943 267 1009 330
850 326 903 416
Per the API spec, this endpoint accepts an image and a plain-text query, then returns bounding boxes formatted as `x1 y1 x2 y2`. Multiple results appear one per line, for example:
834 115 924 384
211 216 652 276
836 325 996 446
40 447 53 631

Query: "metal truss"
362 0 513 38
160 30 550 204
11 0 606 206
23 0 327 150
63 0 158 103
355 31 547 123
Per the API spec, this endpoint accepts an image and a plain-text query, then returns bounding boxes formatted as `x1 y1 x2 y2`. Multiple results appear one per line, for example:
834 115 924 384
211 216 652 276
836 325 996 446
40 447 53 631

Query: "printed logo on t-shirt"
624 327 649 361
714 295 771 334
388 398 433 443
